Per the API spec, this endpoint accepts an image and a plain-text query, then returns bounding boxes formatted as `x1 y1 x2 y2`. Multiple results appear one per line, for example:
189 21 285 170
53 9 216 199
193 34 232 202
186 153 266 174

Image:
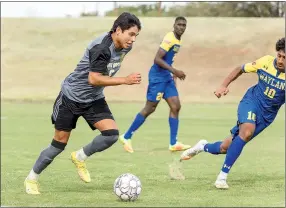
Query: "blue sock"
204 142 222 155
221 135 246 173
124 113 146 139
169 117 179 145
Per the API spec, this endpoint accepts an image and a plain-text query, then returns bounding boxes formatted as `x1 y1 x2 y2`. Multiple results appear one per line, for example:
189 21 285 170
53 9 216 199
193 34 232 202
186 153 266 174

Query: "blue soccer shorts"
230 98 271 140
146 80 178 102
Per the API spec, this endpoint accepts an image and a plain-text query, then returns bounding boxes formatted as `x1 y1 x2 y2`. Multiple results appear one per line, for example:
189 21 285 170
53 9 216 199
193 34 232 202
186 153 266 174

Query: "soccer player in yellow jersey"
180 37 285 189
120 17 191 152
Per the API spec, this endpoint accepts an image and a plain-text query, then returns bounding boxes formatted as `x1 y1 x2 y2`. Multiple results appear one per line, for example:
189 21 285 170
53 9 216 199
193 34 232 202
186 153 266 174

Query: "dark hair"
175 16 187 23
111 12 141 32
276 37 285 52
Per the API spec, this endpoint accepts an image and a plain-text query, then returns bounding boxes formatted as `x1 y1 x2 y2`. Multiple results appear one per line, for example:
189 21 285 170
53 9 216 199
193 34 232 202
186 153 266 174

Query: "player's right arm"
154 34 186 80
214 56 270 98
88 44 141 86
214 66 243 98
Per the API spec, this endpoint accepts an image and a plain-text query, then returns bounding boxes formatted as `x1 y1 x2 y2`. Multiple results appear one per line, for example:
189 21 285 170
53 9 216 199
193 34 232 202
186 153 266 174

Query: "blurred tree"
80 11 99 17
100 1 285 17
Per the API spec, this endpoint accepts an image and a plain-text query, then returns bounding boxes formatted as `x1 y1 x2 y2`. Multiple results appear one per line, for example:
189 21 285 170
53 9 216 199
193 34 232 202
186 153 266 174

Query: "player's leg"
120 100 159 153
215 99 259 189
180 135 232 161
215 117 271 189
123 100 159 139
123 82 164 140
203 136 232 154
164 80 191 151
120 82 164 152
25 92 78 194
72 98 119 181
181 99 257 161
215 122 254 189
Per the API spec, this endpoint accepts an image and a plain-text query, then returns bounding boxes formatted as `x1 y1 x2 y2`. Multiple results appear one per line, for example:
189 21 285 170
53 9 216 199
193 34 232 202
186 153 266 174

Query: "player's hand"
173 69 186 80
125 73 141 85
214 86 229 98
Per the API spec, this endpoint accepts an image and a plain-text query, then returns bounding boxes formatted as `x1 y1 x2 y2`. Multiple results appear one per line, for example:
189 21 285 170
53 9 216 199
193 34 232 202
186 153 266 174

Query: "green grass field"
1 101 285 207
1 16 285 207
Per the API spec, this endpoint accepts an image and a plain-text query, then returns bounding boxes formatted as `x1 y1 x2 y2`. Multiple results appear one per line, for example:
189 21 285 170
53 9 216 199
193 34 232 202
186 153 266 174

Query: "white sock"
76 148 88 162
199 144 206 152
27 169 39 181
217 171 228 180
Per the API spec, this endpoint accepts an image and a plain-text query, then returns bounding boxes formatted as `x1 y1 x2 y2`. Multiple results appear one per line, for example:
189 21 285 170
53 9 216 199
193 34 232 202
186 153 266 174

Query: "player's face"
174 20 187 37
118 26 140 49
276 50 285 71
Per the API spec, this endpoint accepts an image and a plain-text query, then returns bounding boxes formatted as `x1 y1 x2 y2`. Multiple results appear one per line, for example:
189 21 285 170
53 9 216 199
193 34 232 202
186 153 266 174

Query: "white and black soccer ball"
113 173 142 201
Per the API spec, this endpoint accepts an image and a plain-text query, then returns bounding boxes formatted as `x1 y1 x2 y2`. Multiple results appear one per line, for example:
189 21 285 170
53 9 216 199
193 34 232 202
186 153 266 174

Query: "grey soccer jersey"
61 32 131 103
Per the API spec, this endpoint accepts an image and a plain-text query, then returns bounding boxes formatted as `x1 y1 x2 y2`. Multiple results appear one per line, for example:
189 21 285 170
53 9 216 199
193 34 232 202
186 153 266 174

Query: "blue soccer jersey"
241 55 285 123
148 32 181 83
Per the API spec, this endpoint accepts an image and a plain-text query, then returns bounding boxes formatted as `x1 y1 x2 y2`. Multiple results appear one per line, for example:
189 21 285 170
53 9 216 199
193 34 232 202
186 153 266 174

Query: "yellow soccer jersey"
242 55 285 122
149 32 182 83
159 31 181 65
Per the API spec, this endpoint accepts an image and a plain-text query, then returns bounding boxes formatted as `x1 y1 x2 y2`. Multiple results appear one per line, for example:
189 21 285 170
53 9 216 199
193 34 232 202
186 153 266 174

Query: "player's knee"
101 129 119 145
170 103 181 113
219 143 228 153
54 132 70 143
220 147 227 154
142 105 156 117
149 105 157 114
51 139 67 150
219 137 232 153
239 130 253 142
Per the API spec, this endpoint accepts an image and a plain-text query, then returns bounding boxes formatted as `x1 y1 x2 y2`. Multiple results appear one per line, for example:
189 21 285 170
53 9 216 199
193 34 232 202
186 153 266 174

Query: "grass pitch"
1 101 284 207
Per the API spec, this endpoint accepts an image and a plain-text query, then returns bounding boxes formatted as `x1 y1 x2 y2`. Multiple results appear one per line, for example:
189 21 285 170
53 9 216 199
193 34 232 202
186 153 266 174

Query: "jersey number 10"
264 87 276 99
247 111 256 121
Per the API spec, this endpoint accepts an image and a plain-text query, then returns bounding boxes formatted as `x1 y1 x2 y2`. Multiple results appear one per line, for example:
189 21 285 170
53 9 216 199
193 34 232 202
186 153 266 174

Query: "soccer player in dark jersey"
24 12 141 195
119 17 191 153
180 37 285 189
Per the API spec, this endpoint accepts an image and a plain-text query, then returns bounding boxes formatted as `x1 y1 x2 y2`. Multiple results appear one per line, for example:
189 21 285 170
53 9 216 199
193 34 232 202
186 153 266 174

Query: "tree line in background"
81 2 285 17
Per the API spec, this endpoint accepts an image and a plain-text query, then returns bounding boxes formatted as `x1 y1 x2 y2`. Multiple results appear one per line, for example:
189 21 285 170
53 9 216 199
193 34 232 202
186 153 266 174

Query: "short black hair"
276 37 285 52
111 12 141 33
175 16 187 23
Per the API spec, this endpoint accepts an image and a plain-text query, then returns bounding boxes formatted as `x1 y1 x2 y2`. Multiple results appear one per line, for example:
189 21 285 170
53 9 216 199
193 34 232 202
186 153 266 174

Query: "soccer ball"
113 173 142 201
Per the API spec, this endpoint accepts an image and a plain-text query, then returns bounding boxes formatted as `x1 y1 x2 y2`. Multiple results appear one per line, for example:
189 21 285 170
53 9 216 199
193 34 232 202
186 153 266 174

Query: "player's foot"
24 178 40 195
119 134 134 153
71 152 91 183
169 142 191 152
214 178 229 189
180 140 208 161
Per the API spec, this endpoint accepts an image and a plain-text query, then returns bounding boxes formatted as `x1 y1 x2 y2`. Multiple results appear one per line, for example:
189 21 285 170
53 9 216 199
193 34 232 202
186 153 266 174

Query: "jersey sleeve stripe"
242 64 246 72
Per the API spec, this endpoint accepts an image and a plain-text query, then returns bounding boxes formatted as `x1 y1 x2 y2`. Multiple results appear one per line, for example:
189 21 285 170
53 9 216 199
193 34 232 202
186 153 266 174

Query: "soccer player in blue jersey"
119 17 191 153
180 37 285 189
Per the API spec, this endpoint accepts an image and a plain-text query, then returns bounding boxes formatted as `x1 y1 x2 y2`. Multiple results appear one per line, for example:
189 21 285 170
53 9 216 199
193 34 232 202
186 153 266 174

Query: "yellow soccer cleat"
24 178 40 195
169 142 191 152
119 135 134 153
71 152 91 183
